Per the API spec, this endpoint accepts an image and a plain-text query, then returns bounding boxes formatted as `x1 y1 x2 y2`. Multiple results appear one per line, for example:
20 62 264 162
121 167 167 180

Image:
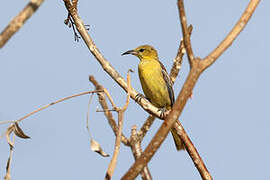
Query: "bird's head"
122 45 158 60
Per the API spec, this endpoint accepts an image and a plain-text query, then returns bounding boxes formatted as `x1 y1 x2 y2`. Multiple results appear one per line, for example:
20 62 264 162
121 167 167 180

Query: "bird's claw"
158 107 168 119
135 93 145 103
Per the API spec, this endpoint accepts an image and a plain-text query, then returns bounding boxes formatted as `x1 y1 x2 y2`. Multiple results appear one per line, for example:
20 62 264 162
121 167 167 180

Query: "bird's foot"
135 93 145 103
158 107 169 119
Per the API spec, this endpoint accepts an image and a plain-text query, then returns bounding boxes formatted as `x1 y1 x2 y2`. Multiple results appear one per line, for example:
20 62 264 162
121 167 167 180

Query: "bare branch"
62 0 163 118
121 0 260 179
170 25 193 83
13 90 101 123
0 0 44 48
103 88 118 110
62 1 260 179
130 126 152 180
121 69 133 111
121 66 202 180
137 115 155 141
178 0 195 66
105 72 131 180
89 75 130 146
202 0 260 69
172 121 211 179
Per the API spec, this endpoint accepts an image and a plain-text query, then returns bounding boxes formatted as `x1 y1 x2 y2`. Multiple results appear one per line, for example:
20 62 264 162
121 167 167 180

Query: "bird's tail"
171 128 185 151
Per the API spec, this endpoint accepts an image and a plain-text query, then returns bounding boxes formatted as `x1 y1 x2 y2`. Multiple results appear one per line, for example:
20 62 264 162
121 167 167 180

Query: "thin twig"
14 90 102 123
103 88 118 110
170 25 193 83
105 110 123 180
89 76 129 146
96 109 117 113
202 0 260 69
105 71 132 180
137 115 155 141
0 0 44 48
178 0 195 66
0 121 16 125
86 94 94 139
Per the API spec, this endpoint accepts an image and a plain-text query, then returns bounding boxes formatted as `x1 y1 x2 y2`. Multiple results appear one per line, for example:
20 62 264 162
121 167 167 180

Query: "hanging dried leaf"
5 124 15 148
14 122 30 139
4 127 15 180
90 139 109 157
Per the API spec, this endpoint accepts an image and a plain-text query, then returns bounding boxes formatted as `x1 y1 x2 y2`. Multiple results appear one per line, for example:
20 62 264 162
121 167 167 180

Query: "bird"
122 45 184 151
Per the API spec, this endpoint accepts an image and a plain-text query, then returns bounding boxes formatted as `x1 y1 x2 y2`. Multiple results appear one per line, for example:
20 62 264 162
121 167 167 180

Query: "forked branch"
121 0 260 179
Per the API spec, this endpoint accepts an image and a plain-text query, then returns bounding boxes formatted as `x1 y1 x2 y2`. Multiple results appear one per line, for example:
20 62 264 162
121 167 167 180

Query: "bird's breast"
138 60 171 108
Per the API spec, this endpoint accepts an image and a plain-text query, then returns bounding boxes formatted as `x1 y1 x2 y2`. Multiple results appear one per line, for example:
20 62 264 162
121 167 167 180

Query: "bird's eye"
139 49 145 52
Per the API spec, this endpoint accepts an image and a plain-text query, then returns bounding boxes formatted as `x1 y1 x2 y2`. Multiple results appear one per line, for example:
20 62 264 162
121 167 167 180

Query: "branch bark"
62 0 260 179
89 76 130 146
0 0 44 48
130 126 152 180
121 0 260 179
105 71 132 180
63 0 164 118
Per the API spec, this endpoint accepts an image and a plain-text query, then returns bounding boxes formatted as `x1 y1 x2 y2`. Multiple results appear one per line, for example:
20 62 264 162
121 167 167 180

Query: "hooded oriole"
122 45 184 151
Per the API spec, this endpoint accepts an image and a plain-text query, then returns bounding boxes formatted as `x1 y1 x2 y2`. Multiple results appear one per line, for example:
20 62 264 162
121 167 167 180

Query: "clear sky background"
0 1 269 179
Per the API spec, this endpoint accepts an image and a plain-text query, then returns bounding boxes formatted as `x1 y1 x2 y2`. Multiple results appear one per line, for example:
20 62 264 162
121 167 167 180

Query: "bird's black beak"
121 50 138 56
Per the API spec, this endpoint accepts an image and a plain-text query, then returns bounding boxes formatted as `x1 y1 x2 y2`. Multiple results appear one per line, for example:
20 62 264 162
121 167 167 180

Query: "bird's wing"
159 61 175 106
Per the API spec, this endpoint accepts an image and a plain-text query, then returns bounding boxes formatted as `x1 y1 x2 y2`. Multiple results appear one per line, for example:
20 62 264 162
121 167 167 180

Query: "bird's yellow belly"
138 61 171 109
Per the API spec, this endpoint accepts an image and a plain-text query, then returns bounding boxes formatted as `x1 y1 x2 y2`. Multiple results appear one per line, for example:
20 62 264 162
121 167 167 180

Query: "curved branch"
202 0 260 69
15 90 101 123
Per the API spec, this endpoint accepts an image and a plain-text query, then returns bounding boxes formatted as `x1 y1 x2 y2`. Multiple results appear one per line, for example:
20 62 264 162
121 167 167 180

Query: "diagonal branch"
63 0 163 119
121 66 203 180
89 76 130 146
121 0 260 179
0 0 44 48
202 0 260 69
138 25 192 142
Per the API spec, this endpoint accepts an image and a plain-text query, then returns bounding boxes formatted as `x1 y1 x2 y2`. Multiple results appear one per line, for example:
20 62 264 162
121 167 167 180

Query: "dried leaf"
14 122 31 139
5 125 15 148
5 126 15 180
90 139 109 157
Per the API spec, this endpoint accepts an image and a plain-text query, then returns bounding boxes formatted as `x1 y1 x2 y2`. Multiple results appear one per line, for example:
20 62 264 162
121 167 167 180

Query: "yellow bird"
122 45 184 151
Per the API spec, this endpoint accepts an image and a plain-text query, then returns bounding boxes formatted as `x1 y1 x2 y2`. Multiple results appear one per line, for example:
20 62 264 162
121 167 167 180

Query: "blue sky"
0 0 269 179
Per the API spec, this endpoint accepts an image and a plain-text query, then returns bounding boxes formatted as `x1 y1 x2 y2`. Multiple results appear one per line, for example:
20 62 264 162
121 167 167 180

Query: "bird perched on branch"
122 45 184 151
